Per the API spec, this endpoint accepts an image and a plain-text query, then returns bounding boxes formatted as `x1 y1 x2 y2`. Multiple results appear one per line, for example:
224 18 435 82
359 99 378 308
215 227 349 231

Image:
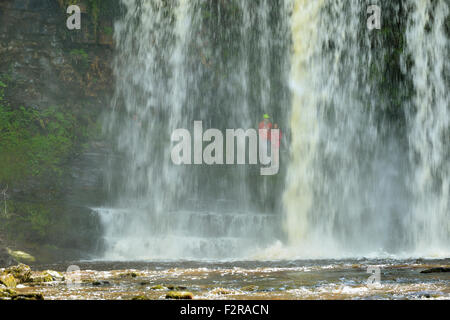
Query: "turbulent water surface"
20 259 450 300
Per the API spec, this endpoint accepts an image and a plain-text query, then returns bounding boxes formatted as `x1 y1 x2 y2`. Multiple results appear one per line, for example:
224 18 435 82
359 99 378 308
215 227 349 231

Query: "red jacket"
258 121 272 140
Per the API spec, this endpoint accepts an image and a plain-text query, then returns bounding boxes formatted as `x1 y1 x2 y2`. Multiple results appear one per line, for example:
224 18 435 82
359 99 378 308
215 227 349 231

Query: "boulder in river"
4 264 32 283
0 274 17 288
420 267 450 274
150 284 166 290
165 291 194 299
0 288 17 299
11 293 44 300
44 270 65 281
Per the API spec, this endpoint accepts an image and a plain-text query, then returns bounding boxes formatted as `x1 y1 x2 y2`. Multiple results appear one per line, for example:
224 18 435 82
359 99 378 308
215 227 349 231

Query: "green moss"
150 284 166 290
0 102 76 184
0 288 17 299
165 291 193 300
6 249 36 264
241 285 258 292
0 274 17 288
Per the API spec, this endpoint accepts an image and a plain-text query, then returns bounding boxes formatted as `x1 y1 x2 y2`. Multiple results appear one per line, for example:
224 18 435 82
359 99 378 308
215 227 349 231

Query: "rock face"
0 0 120 260
0 0 115 109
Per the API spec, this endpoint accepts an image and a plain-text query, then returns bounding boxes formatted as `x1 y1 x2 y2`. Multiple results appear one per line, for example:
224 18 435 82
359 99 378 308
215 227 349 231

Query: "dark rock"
420 267 450 274
0 288 17 299
167 285 187 290
11 293 44 300
92 280 110 286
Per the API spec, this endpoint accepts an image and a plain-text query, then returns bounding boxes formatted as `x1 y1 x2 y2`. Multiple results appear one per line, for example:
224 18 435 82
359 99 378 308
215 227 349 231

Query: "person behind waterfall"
258 114 272 164
258 114 272 140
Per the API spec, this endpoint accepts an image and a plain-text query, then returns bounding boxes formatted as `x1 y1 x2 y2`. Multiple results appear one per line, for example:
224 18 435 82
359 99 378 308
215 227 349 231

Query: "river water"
20 259 449 300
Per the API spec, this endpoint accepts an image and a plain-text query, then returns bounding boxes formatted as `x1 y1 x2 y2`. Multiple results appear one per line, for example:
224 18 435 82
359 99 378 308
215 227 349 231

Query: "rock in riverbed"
4 263 32 283
0 274 17 288
0 288 17 299
11 293 44 300
420 267 450 274
165 291 194 299
150 284 166 290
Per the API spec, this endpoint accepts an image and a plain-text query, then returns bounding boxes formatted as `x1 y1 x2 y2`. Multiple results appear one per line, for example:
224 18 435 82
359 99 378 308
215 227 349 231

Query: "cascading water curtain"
283 0 448 259
98 0 292 260
404 0 449 256
98 0 448 261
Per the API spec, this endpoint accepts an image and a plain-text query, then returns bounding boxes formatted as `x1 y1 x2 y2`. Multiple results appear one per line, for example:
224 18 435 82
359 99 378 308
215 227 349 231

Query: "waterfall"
97 0 290 260
96 0 448 261
282 0 449 258
404 0 449 255
282 0 392 258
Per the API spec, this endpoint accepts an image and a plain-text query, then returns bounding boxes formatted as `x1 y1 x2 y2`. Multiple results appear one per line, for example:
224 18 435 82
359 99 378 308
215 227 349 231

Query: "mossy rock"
150 284 166 290
31 274 53 283
30 270 63 283
11 293 44 300
241 285 258 292
165 291 193 300
44 270 65 281
210 287 233 295
0 288 17 299
7 249 36 264
119 271 142 278
0 274 17 288
4 264 32 283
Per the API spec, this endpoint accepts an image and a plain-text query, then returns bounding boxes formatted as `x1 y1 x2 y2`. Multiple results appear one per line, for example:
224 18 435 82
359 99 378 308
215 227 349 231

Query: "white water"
404 0 449 256
97 0 449 260
282 0 449 259
98 0 290 260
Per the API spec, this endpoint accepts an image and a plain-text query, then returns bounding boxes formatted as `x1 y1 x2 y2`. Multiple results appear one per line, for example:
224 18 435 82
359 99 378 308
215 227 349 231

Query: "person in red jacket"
258 114 272 140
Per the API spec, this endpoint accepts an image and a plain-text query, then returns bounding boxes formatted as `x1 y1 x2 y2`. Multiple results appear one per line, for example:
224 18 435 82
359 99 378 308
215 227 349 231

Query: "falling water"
282 0 449 258
282 0 394 258
96 0 448 261
97 0 291 260
404 0 449 256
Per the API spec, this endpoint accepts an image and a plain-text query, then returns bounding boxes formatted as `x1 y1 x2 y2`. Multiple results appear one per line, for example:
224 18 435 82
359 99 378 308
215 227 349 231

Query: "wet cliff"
0 0 120 263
